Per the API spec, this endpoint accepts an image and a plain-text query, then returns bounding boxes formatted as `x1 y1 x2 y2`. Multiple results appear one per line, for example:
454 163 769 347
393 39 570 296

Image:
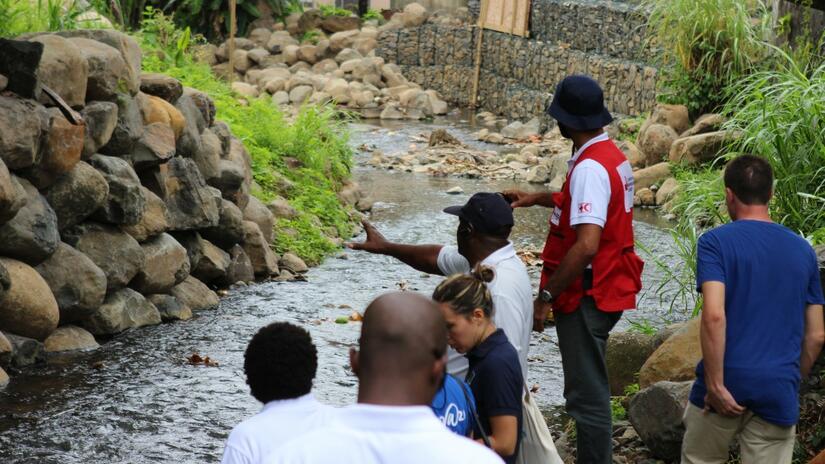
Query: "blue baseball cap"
443 192 514 236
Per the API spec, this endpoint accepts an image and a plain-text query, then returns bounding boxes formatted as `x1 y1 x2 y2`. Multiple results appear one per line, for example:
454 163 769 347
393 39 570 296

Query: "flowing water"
0 115 686 463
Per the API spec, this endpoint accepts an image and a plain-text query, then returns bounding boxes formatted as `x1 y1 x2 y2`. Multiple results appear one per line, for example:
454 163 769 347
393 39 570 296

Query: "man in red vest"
504 75 643 464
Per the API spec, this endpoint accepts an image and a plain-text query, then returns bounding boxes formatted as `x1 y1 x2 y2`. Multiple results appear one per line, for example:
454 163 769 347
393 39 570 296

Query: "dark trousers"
556 296 621 464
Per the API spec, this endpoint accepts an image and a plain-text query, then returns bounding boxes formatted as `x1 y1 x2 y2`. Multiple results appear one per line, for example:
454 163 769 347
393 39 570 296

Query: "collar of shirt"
330 404 442 433
568 132 610 168
467 328 509 363
481 242 517 267
260 392 319 414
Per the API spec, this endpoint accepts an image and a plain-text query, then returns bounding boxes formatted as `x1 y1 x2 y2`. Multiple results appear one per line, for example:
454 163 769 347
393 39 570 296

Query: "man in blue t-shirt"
681 155 825 464
431 373 475 437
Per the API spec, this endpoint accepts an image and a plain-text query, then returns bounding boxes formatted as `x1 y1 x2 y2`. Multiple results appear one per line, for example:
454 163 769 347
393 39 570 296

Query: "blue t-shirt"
431 374 475 437
467 329 523 464
690 220 825 426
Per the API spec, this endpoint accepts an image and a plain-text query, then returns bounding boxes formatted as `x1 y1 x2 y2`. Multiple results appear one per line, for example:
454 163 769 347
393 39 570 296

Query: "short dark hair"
244 322 317 403
724 155 773 205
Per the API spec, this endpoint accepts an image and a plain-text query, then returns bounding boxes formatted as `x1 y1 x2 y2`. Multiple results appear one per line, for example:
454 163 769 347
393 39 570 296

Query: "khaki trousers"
681 403 795 464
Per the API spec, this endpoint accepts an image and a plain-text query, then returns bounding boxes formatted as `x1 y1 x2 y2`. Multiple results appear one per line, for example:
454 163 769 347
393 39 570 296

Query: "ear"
472 307 486 322
725 187 735 204
349 347 360 376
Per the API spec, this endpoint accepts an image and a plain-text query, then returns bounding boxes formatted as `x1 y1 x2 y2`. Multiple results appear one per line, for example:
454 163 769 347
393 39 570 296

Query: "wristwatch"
539 289 554 303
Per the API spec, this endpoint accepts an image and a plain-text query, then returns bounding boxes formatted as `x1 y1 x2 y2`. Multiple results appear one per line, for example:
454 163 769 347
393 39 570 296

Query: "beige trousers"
681 403 795 464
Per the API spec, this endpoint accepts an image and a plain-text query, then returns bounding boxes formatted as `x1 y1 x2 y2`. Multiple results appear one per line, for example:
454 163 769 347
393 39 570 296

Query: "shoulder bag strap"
453 374 492 448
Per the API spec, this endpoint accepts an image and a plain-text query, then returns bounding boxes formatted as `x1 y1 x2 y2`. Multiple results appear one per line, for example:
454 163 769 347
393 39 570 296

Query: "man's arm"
501 189 555 209
346 220 443 275
700 281 745 417
801 304 825 378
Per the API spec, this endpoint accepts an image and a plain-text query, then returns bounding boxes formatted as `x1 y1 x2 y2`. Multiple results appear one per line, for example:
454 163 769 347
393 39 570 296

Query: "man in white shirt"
266 292 503 464
221 322 332 464
347 192 533 380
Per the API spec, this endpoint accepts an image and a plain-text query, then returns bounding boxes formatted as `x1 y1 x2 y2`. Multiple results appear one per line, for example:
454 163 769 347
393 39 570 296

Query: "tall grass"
642 0 772 115
0 0 108 37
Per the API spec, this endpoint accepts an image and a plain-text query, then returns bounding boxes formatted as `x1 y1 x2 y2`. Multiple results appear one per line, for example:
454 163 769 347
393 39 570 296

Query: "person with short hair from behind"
433 266 523 463
267 292 503 464
221 322 331 464
681 155 825 464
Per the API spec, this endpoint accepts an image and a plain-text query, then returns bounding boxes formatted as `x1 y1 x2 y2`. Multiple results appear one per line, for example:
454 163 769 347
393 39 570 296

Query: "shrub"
0 0 104 37
319 4 352 18
170 0 292 41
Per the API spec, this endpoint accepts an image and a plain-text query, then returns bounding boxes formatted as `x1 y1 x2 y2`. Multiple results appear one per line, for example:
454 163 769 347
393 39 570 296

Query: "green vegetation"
300 29 322 44
610 384 640 422
171 0 291 41
139 10 354 264
0 0 110 37
319 4 353 18
362 8 383 22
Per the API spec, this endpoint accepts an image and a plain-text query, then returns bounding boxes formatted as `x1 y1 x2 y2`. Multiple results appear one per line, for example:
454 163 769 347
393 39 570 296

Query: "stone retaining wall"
378 0 658 120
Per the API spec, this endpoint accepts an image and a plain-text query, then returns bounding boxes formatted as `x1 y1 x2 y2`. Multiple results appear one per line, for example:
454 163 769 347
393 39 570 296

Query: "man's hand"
533 297 552 332
501 190 554 209
704 385 745 417
346 220 388 254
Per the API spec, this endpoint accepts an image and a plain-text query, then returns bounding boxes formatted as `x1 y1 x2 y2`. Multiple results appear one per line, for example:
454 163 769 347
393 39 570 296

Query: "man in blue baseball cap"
504 75 644 464
347 192 533 382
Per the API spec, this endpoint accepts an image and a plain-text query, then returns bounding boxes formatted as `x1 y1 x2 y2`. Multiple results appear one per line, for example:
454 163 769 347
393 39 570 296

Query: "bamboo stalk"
227 0 237 83
470 0 489 109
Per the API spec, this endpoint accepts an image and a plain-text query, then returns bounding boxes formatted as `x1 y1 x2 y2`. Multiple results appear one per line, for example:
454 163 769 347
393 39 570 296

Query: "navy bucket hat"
546 75 613 131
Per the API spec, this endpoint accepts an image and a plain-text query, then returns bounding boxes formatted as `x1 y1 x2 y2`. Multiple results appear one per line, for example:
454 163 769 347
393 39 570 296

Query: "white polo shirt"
221 393 332 464
436 242 533 380
566 132 613 228
266 404 504 464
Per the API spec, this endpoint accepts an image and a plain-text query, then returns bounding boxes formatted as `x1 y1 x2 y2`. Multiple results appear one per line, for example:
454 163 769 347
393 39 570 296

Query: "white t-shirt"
436 242 533 380
265 404 503 464
221 393 332 464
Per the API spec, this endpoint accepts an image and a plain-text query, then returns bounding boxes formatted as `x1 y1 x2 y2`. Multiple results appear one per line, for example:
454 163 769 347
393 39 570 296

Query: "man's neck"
466 241 508 267
571 130 605 152
732 205 772 222
357 381 430 407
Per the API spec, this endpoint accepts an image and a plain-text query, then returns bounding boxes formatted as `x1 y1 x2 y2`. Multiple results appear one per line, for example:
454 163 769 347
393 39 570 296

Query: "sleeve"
807 249 825 305
437 245 471 276
568 160 611 227
478 362 522 418
221 443 253 464
696 232 725 293
491 294 527 369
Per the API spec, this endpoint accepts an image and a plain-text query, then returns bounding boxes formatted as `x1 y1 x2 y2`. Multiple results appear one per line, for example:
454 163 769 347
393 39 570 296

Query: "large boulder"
21 110 85 189
0 159 25 225
83 288 161 335
129 123 176 170
170 276 219 311
89 154 145 225
143 95 185 139
681 113 725 138
0 38 43 98
402 2 429 27
142 157 221 231
0 177 59 265
130 233 191 294
329 30 360 53
0 330 11 366
139 73 183 103
44 161 108 230
321 15 361 33
243 196 275 244
43 325 99 353
633 162 672 191
669 131 733 165
122 186 169 242
99 93 143 155
0 95 50 170
606 331 658 395
267 196 298 220
638 123 678 165
242 220 279 277
68 37 132 101
62 222 145 290
173 94 205 159
80 101 118 158
3 333 45 367
194 129 222 184
639 317 701 387
146 294 192 322
218 244 255 286
280 252 308 274
643 104 691 135
58 30 141 96
0 258 59 341
628 381 692 462
199 198 245 250
31 34 88 108
192 237 231 285
656 177 680 206
35 242 107 324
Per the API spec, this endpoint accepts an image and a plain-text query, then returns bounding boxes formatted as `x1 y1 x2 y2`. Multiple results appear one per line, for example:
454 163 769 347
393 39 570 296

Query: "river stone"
681 113 725 138
44 161 108 230
280 252 308 274
170 276 219 311
628 381 692 462
617 140 645 169
63 222 145 290
0 38 43 98
83 288 161 335
644 104 691 135
80 101 118 158
35 242 107 324
142 157 220 231
242 220 279 277
243 196 274 244
0 159 25 226
249 28 272 47
122 186 169 242
44 325 99 353
4 333 46 366
0 258 59 341
139 73 183 103
143 95 185 139
182 87 214 130
146 294 192 322
267 32 299 53
633 162 672 191
0 366 7 387
0 178 59 265
173 94 204 158
0 330 11 366
89 154 146 225
192 238 231 284
31 35 88 108
402 2 428 27
21 109 85 189
100 93 143 155
267 196 298 220
0 95 50 170
639 317 701 388
130 123 176 171
130 233 191 294
638 123 678 165
656 178 680 205
56 30 141 95
199 198 244 250
218 244 255 286
606 331 658 395
215 159 247 208
67 37 130 102
669 131 733 165
194 129 222 184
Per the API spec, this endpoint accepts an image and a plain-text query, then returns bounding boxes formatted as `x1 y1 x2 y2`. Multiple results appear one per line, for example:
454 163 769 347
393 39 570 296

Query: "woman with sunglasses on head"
432 266 523 463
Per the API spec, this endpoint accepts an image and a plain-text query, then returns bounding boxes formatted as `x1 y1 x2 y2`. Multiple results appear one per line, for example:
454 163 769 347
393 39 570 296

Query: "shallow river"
0 115 686 463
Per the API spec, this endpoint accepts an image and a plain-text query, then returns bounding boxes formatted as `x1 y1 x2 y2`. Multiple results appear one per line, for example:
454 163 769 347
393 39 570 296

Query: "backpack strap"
453 374 492 448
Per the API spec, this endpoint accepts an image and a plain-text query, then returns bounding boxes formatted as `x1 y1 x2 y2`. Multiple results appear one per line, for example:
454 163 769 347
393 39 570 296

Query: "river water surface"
0 116 687 463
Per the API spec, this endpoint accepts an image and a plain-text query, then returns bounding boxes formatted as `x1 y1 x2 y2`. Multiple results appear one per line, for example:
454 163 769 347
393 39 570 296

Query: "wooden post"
470 0 488 109
227 0 237 83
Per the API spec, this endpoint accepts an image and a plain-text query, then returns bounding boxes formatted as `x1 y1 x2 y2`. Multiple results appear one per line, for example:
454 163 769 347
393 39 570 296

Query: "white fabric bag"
517 386 563 464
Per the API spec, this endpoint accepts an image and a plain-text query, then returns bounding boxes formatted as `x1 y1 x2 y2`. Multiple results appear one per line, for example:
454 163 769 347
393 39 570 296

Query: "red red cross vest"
539 139 644 314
